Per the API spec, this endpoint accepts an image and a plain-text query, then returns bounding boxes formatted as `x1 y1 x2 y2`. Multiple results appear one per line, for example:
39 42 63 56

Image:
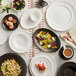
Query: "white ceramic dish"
20 8 42 29
0 29 7 45
9 30 32 53
31 10 41 22
29 53 57 76
46 1 76 31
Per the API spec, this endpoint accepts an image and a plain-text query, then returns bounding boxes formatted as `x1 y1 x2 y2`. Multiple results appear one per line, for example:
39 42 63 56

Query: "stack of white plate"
29 54 57 76
46 1 76 31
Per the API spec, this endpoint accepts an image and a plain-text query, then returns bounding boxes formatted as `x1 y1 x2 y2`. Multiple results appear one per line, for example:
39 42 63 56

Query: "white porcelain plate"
0 29 7 45
29 54 57 76
20 8 42 29
9 30 32 53
46 1 76 31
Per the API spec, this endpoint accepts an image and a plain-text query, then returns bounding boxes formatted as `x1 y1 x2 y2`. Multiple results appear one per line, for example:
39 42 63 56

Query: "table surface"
0 0 76 76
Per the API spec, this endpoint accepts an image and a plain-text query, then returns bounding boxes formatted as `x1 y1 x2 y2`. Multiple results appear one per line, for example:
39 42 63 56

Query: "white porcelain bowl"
9 30 32 53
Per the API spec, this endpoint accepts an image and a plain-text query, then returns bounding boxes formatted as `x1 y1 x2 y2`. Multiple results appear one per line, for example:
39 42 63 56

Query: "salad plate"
20 8 42 29
29 53 57 76
33 28 61 52
46 1 76 31
0 53 27 76
9 30 32 53
57 62 76 76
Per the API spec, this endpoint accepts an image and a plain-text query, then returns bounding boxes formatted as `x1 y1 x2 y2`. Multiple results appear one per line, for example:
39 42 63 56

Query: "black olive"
39 0 48 7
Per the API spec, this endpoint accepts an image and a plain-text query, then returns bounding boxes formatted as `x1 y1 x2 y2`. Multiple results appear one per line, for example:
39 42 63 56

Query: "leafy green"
5 65 8 72
1 6 11 13
0 0 2 5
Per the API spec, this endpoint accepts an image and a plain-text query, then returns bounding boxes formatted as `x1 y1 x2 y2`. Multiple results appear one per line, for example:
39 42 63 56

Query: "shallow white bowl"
9 30 32 53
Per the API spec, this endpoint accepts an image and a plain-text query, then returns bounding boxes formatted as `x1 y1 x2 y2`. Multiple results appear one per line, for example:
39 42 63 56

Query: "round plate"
20 8 42 29
0 29 7 45
33 28 61 52
2 14 19 31
29 54 57 76
9 30 32 53
0 53 27 76
46 1 76 31
57 62 76 76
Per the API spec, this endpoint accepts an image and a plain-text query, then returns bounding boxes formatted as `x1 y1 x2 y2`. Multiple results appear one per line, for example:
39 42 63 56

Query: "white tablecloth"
0 0 76 76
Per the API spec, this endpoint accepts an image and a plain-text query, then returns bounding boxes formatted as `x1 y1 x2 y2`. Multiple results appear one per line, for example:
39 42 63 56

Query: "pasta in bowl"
0 53 27 76
1 59 21 76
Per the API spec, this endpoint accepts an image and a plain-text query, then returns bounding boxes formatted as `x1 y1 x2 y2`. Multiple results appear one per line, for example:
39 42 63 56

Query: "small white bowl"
30 10 41 22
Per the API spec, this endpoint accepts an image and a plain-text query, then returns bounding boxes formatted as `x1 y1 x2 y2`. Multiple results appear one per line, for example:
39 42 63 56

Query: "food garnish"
4 16 17 29
36 31 57 49
36 62 47 72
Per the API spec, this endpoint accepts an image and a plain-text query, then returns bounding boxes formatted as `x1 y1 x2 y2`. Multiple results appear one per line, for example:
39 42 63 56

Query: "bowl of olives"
12 0 25 11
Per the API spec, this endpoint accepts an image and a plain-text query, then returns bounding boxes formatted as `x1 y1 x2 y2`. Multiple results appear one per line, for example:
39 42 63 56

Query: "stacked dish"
29 54 57 76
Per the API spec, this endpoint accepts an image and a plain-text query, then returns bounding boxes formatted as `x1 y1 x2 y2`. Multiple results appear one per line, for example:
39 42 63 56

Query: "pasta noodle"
1 59 21 76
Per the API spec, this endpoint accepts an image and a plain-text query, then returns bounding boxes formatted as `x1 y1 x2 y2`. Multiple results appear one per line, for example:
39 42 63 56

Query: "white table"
0 0 76 76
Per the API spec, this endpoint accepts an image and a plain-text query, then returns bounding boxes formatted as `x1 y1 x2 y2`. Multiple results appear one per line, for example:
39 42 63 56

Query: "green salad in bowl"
13 0 25 11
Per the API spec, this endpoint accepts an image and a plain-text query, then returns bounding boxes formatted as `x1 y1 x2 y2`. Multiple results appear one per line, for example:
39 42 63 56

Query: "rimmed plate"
57 62 76 76
0 53 27 76
46 1 76 31
0 29 7 45
9 30 32 53
2 14 19 31
33 28 61 52
29 53 57 76
20 8 42 29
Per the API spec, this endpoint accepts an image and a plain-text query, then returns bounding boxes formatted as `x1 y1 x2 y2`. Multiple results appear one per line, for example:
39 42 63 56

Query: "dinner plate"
57 62 76 76
20 8 42 29
0 53 27 76
2 14 19 31
9 30 32 53
46 1 76 31
0 29 7 45
33 28 61 52
29 54 57 76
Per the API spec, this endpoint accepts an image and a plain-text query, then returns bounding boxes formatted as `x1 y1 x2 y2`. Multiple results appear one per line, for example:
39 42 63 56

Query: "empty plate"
9 30 32 53
57 62 76 76
0 29 7 45
29 54 57 76
46 1 76 31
